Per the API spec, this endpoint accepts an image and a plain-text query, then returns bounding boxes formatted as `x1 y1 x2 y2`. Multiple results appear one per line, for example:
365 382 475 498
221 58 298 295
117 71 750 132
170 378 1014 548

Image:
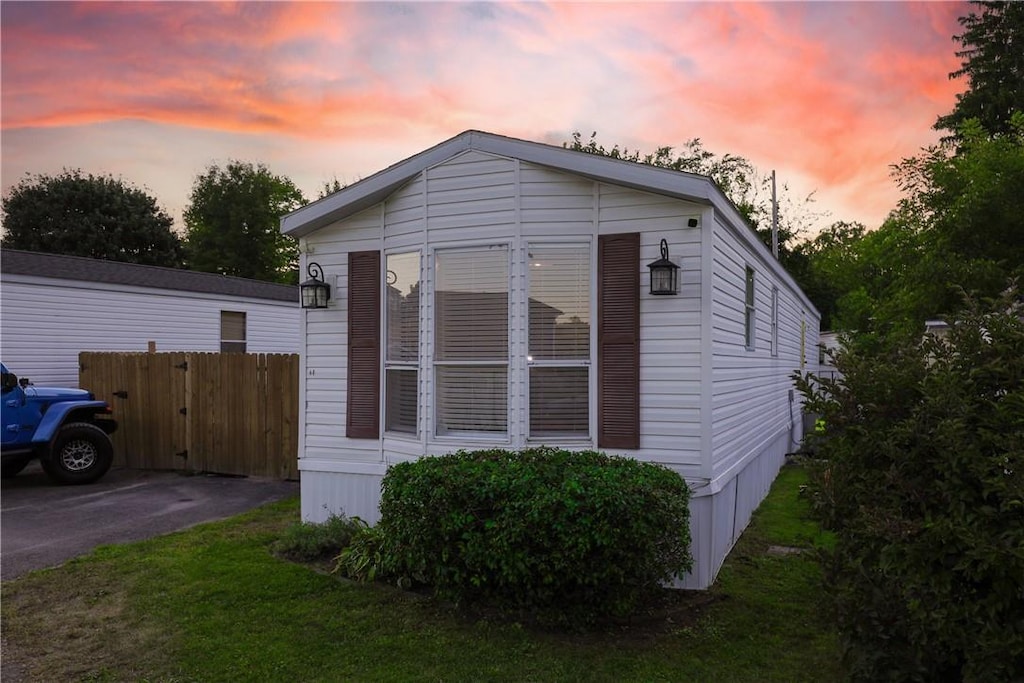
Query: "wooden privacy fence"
79 352 299 479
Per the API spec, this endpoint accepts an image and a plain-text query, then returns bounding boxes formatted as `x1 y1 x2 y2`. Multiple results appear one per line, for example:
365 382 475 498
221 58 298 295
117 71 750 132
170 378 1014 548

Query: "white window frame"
770 286 779 357
220 310 246 353
431 242 511 442
524 240 594 442
383 250 421 438
744 265 756 350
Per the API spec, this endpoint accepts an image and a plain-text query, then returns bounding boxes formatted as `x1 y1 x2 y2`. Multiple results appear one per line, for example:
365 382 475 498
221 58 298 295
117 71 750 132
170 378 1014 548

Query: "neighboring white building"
0 249 300 386
281 130 820 589
818 331 842 381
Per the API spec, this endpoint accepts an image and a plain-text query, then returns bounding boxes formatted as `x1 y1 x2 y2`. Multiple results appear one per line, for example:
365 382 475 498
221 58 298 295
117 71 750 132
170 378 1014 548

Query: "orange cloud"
1 1 973 232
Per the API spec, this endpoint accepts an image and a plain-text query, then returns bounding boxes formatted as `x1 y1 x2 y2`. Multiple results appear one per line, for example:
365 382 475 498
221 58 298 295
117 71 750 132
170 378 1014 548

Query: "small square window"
220 311 246 353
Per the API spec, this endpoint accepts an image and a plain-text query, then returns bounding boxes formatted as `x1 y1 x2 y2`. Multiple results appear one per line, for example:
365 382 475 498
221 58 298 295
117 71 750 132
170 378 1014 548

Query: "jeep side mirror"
19 377 31 388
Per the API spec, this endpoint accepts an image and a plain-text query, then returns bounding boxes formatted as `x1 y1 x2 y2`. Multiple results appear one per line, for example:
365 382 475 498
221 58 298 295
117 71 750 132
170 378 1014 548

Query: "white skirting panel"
300 470 384 525
300 427 789 590
677 428 788 589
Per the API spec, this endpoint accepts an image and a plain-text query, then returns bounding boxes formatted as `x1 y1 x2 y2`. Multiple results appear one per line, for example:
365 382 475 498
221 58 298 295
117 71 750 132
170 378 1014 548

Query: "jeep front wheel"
41 422 114 485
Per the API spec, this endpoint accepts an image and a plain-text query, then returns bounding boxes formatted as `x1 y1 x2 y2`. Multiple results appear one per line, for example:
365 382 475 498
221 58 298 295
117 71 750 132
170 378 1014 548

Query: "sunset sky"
1 1 968 239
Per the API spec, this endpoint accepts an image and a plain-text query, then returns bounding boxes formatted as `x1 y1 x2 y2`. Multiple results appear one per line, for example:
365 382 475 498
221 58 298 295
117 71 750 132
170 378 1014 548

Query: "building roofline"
0 249 298 303
280 129 819 318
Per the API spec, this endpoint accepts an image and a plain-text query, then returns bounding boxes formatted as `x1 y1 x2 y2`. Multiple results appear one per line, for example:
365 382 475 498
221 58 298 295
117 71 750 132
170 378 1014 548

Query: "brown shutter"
598 233 640 449
347 250 381 439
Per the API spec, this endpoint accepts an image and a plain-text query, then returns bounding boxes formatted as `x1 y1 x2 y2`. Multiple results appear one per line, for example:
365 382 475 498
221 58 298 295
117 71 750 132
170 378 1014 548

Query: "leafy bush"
272 513 362 563
796 290 1024 681
334 520 387 583
375 447 692 625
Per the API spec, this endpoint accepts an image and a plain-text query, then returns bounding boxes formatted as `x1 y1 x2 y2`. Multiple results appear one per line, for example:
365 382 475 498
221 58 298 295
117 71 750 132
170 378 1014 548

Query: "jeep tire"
40 422 114 485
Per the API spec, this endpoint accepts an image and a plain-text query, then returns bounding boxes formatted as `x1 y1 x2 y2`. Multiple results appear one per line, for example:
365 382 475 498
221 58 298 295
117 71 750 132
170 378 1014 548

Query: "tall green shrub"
376 447 692 625
797 290 1024 681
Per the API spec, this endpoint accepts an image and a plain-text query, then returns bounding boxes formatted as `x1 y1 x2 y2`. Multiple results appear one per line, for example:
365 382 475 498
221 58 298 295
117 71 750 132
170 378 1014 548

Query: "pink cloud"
1 1 974 233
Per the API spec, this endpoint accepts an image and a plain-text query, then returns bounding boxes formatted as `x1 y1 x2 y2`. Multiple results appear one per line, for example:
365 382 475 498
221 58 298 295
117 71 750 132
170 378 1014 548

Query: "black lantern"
648 239 679 295
300 261 331 309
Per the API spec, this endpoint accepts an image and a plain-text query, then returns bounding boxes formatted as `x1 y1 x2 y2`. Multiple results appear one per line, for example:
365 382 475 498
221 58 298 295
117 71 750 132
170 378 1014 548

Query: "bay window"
384 252 420 435
527 244 590 438
434 246 509 436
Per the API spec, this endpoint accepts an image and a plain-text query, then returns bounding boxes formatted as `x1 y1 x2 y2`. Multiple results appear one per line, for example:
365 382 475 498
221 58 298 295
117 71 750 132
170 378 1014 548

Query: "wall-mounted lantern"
647 239 679 295
300 261 331 309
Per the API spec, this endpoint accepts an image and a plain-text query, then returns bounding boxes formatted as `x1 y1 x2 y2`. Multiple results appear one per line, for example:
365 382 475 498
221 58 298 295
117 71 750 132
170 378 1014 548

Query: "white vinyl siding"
291 137 821 590
0 275 298 387
297 154 706 473
709 216 820 480
301 207 383 463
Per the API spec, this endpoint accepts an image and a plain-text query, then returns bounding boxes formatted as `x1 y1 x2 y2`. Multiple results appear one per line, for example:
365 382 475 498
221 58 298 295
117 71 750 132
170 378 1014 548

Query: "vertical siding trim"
298 248 309 463
699 209 715 481
347 250 381 438
597 232 640 449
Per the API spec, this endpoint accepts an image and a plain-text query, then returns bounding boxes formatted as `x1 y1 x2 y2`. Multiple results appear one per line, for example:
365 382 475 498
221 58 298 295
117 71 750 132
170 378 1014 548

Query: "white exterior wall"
296 149 820 589
673 214 820 587
299 151 706 521
0 274 300 386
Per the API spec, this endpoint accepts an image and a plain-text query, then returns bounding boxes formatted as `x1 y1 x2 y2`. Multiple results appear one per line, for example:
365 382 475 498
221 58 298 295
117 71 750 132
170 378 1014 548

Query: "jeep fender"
31 401 111 446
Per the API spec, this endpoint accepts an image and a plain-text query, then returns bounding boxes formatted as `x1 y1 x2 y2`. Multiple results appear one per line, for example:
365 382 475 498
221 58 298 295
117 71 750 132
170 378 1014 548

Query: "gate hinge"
113 390 128 399
175 450 188 459
175 361 188 371
179 407 187 415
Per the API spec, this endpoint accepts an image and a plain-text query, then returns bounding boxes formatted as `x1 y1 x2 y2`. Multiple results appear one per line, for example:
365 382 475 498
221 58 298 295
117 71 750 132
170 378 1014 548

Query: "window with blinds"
528 244 590 438
744 266 756 349
385 252 420 435
434 246 508 436
770 286 779 357
220 311 246 353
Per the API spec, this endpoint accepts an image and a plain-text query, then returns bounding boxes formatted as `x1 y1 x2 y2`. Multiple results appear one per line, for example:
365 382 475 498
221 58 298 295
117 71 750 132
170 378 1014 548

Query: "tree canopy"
564 131 823 277
1 169 184 266
936 0 1024 139
184 161 306 284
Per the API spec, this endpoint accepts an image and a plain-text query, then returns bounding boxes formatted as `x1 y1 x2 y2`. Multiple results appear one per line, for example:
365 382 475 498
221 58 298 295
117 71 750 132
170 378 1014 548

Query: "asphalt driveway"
1 462 299 580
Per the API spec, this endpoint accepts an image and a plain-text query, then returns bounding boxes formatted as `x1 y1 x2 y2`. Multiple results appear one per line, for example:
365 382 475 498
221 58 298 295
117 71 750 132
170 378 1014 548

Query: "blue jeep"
1 362 117 484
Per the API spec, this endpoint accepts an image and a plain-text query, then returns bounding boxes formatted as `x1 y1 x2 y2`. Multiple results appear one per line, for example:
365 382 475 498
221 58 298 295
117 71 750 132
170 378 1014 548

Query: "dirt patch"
1 562 177 682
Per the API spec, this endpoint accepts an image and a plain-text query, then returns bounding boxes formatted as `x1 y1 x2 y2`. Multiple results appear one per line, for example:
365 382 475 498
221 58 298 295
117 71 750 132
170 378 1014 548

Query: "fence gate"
80 352 187 471
79 352 298 479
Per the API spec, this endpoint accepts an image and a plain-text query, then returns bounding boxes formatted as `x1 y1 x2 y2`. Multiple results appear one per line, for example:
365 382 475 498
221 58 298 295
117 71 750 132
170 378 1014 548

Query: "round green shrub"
377 447 692 625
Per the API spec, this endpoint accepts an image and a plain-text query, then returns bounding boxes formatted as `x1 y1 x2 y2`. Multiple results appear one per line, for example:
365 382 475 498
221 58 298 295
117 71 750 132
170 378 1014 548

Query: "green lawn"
2 463 840 682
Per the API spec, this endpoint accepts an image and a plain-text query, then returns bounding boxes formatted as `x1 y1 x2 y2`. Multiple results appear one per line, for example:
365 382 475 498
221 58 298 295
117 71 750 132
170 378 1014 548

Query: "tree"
796 288 1024 680
184 161 306 284
791 221 867 331
318 176 347 199
936 1 1024 140
1 170 184 266
564 131 824 277
853 114 1024 336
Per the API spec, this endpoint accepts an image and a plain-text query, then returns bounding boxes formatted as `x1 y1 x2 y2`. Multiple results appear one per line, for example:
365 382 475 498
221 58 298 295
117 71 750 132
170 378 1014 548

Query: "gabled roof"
280 129 819 318
281 129 748 238
0 249 297 303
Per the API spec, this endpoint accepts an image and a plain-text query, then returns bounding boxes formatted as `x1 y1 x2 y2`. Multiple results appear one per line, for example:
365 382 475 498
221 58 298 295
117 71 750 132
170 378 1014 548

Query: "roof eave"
280 130 722 238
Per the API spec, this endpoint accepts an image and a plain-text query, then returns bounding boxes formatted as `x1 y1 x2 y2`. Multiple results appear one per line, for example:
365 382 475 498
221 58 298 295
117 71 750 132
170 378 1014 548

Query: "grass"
1 463 839 682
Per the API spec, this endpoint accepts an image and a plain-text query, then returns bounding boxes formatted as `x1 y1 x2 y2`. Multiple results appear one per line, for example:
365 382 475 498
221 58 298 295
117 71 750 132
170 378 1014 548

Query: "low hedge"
376 447 692 625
